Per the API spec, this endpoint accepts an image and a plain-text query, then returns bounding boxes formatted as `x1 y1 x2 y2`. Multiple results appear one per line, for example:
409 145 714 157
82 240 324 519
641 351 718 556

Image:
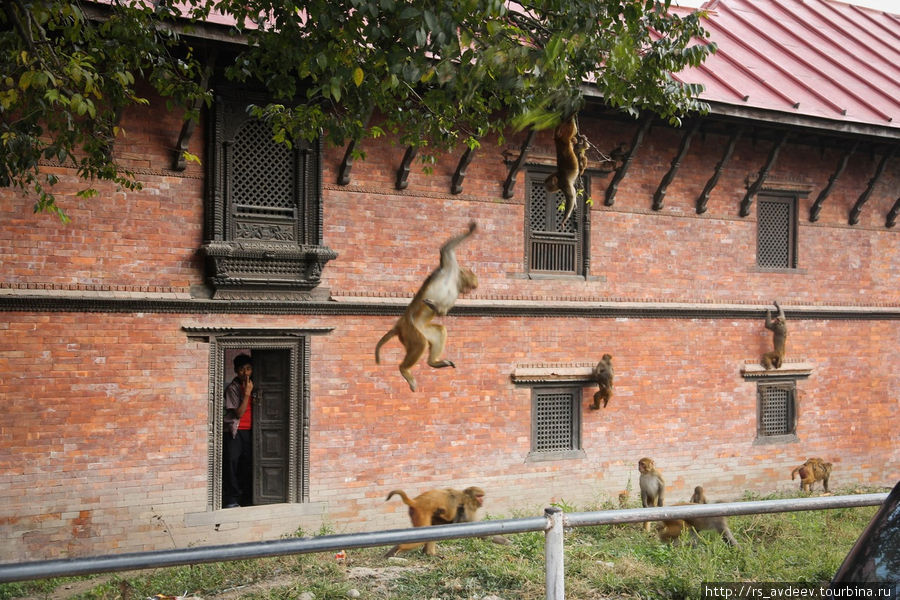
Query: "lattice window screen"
757 196 795 268
232 120 295 215
759 383 794 436
533 389 579 452
525 172 583 275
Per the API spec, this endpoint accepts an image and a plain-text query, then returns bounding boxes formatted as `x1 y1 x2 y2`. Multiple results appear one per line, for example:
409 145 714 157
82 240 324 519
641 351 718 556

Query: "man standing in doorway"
223 353 257 508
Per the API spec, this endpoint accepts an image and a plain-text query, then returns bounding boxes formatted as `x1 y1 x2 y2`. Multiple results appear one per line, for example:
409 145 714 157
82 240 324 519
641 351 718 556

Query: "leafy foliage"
1 0 714 217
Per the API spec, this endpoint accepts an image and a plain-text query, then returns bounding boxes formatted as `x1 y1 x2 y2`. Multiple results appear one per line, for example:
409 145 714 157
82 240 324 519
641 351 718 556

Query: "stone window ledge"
512 363 596 384
740 361 814 379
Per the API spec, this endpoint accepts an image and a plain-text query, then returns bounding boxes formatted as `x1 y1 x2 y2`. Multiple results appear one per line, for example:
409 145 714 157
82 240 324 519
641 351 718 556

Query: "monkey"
657 505 739 547
375 222 477 391
384 486 485 557
590 354 613 409
690 486 708 504
761 300 788 369
791 457 832 492
638 457 665 532
544 115 588 224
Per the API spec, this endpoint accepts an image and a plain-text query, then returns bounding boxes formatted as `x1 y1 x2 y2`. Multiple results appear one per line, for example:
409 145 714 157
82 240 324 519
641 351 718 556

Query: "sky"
671 0 900 12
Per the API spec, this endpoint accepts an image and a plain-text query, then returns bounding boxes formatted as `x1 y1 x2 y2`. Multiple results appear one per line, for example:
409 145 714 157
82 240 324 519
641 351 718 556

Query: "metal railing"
0 493 888 599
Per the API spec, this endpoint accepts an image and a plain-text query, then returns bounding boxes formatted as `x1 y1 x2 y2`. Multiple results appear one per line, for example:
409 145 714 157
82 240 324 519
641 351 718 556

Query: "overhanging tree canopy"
0 0 714 218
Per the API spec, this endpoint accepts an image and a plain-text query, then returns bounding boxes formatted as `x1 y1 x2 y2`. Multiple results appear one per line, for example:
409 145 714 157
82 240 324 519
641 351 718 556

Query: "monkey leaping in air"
375 222 478 391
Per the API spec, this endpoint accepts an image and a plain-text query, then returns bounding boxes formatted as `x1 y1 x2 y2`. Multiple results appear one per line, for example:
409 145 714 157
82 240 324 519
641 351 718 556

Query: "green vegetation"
1 489 882 600
2 0 713 218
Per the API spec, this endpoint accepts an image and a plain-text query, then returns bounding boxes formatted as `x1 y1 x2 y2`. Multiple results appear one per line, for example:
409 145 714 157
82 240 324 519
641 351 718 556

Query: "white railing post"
544 506 565 600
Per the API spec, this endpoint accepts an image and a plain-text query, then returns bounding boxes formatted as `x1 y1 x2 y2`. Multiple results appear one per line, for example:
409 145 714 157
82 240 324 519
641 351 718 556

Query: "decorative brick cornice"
1 288 899 320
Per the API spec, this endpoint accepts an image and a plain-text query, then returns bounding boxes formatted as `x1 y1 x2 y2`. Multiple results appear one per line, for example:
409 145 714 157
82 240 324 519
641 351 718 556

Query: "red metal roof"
672 0 900 137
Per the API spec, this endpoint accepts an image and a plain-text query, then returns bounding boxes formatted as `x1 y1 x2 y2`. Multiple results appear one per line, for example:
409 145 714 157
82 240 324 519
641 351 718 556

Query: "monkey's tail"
385 490 414 506
790 466 801 480
375 327 398 364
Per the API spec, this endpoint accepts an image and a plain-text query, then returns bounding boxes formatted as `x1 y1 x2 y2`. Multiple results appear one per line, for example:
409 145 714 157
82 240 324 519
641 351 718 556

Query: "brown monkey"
384 486 485 557
761 300 788 369
544 115 587 224
638 457 665 532
791 457 832 492
690 486 708 504
375 222 477 391
590 354 613 409
657 505 739 547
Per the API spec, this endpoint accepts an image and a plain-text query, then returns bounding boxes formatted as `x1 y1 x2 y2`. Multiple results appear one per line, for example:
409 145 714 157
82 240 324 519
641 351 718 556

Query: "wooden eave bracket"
511 362 595 384
849 146 894 226
697 127 742 214
336 108 373 186
337 139 358 185
503 129 536 199
451 146 476 194
739 130 788 217
740 361 814 379
886 196 900 228
172 51 216 172
605 117 651 206
395 145 417 190
809 141 857 222
653 120 700 211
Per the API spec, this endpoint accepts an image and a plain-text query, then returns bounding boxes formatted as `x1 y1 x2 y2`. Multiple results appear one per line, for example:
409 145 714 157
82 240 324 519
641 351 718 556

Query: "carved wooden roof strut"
739 130 788 217
886 196 900 228
697 127 742 214
809 140 857 222
502 128 535 199
605 117 651 206
394 145 417 190
849 147 894 225
172 50 216 171
653 120 700 211
336 107 372 186
451 145 475 195
336 139 358 185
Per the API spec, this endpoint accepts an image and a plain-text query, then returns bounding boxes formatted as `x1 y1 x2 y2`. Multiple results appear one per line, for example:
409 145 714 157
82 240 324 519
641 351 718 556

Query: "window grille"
231 119 297 227
525 170 586 275
532 387 581 454
758 382 796 437
757 195 796 269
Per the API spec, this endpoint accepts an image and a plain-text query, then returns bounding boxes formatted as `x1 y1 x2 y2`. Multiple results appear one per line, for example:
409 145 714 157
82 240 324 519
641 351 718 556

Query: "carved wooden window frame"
200 90 336 299
204 332 311 511
524 167 590 277
528 384 585 462
756 193 798 270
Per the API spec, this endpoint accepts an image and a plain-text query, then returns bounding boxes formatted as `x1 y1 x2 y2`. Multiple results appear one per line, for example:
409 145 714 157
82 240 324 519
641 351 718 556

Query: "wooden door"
252 349 290 505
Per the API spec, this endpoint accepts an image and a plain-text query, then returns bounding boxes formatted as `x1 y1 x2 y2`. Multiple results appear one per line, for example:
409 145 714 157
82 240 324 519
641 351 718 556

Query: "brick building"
1 0 898 561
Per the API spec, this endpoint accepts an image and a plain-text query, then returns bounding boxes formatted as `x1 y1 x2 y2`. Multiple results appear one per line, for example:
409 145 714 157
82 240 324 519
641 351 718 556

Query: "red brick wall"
1 96 898 560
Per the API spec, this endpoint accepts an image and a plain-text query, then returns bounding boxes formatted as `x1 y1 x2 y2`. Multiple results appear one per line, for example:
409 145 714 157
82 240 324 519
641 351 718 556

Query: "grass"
1 488 884 600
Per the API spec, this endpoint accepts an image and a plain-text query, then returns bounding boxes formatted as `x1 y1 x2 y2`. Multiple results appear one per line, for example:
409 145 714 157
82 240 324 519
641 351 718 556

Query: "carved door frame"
206 333 310 510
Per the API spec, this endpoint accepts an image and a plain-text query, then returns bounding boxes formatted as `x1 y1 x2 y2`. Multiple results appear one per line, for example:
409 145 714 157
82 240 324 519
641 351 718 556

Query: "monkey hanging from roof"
544 114 589 224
